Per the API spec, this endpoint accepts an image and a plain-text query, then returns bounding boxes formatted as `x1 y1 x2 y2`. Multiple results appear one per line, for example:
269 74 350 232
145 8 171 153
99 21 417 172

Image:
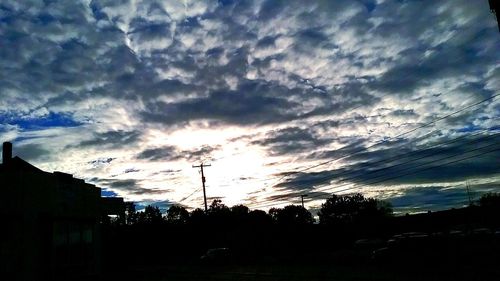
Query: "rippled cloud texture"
1 0 499 212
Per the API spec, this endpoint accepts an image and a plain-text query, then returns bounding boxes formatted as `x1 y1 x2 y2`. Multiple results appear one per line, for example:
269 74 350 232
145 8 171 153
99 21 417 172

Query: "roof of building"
0 156 45 173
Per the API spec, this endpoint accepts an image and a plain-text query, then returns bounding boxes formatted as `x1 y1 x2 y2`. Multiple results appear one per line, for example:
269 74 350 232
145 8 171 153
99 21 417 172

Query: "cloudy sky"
1 0 499 214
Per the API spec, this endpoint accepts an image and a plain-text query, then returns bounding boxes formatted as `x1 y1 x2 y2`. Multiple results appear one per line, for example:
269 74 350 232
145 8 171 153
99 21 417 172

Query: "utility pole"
192 163 211 212
300 194 308 208
466 180 473 206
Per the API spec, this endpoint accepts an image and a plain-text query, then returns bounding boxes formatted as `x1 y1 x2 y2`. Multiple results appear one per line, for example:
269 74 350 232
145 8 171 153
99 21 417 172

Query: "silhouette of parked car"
200 248 232 264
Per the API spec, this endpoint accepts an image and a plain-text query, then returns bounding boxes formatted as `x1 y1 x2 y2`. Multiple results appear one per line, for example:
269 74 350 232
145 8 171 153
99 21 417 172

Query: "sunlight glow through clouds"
0 0 499 213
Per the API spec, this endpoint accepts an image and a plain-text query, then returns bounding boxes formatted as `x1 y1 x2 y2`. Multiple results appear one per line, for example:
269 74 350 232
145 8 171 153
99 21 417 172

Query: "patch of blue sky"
456 124 483 133
101 189 118 197
361 0 376 12
0 112 82 131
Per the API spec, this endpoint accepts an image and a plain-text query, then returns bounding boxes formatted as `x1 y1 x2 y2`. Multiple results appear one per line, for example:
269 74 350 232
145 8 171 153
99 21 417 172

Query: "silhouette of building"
0 142 124 280
491 0 500 31
101 197 126 224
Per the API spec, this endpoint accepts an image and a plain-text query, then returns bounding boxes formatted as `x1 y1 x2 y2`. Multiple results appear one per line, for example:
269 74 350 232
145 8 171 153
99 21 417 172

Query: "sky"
1 0 499 214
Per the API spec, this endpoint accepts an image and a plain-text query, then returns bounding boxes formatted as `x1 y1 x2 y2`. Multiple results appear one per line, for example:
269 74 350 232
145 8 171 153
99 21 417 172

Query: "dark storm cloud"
140 78 381 127
124 168 140 173
77 130 141 148
386 181 500 214
140 80 300 125
128 19 171 42
12 143 51 162
90 177 170 197
109 179 138 189
88 157 115 166
137 145 181 161
306 137 370 160
292 28 332 53
371 46 495 95
278 132 500 190
389 186 471 213
149 169 181 176
368 1 499 96
95 178 142 194
0 1 131 110
136 144 219 162
390 109 418 118
183 145 220 162
251 127 331 156
275 170 338 191
1 0 497 126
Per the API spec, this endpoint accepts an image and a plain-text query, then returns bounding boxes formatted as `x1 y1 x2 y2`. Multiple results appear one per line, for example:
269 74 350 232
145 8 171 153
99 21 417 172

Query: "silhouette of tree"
231 204 250 216
248 209 273 226
188 208 206 225
125 202 138 225
166 205 189 224
137 205 163 225
230 204 250 224
269 205 314 225
478 192 500 228
208 199 229 212
318 193 392 225
207 199 231 225
479 192 500 209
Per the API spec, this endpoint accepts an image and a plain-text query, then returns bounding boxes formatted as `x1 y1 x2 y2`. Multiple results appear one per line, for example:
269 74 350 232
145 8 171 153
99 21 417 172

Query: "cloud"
251 126 331 156
387 180 500 214
136 144 220 162
88 157 115 166
136 145 181 161
13 143 51 162
1 0 499 212
276 132 500 193
77 130 141 148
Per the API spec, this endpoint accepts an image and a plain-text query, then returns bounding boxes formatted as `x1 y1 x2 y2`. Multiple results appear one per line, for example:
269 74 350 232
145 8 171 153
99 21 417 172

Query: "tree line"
118 193 394 227
100 192 500 269
110 192 500 229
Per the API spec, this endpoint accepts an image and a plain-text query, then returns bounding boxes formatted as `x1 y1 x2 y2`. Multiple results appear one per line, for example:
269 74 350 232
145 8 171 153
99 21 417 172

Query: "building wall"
0 169 101 281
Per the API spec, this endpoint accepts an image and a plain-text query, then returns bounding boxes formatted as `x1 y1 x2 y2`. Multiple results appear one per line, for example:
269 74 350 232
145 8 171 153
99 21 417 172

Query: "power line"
331 145 500 195
248 141 500 210
252 141 500 209
272 131 500 196
246 131 499 209
250 146 500 210
268 93 499 188
178 187 202 204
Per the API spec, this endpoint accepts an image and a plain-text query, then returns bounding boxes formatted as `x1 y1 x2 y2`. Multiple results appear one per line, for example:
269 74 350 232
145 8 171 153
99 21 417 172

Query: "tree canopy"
269 205 315 225
317 193 392 225
166 205 189 224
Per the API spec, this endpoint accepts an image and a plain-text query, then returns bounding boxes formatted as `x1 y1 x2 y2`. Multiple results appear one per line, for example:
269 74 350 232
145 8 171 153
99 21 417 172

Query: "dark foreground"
95 231 500 281
98 264 500 281
97 260 500 281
